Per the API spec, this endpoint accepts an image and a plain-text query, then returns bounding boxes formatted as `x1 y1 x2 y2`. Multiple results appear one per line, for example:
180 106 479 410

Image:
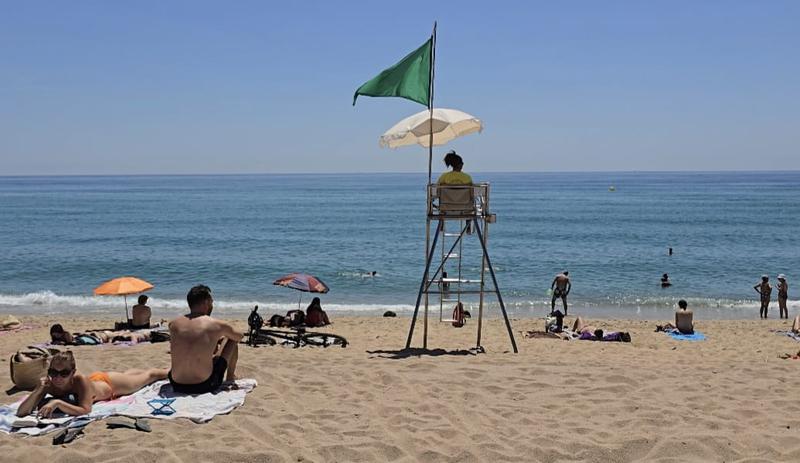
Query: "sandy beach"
0 314 799 462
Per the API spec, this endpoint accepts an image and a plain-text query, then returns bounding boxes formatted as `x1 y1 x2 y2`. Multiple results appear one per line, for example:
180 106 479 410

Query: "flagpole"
427 21 436 184
423 21 436 350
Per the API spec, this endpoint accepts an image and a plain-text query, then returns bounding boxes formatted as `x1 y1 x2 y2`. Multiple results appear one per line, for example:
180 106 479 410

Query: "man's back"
554 274 570 290
131 304 151 327
169 315 223 384
675 310 694 334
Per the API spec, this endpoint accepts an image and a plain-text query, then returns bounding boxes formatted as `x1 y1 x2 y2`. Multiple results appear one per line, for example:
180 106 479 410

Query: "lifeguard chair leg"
406 221 442 349
473 218 519 353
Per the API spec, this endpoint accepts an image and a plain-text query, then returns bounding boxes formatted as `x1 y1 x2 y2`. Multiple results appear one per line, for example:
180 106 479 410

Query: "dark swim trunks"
553 288 566 298
168 357 227 394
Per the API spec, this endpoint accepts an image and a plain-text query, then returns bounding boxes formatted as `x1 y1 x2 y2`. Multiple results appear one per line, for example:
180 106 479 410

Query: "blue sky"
1 1 798 175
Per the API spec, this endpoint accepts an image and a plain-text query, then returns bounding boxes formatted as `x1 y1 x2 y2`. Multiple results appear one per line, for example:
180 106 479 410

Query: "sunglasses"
48 368 74 378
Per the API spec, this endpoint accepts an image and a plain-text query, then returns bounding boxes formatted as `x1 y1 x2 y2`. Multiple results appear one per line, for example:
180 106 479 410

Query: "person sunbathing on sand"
572 316 603 340
791 314 800 334
16 351 167 417
656 299 694 334
168 285 243 394
49 324 152 345
571 317 631 342
305 297 330 327
131 294 152 329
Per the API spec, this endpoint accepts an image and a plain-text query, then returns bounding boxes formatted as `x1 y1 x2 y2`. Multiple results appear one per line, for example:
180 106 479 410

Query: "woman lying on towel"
571 317 631 342
15 351 167 417
49 324 152 345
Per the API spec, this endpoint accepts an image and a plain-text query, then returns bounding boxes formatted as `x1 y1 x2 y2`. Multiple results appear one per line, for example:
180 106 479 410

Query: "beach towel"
114 379 257 423
666 329 706 341
0 392 137 436
0 378 256 436
772 330 800 342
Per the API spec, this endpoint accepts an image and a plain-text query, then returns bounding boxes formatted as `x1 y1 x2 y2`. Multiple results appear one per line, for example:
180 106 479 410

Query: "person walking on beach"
437 150 472 185
551 271 571 315
168 285 243 394
777 274 789 319
754 275 772 319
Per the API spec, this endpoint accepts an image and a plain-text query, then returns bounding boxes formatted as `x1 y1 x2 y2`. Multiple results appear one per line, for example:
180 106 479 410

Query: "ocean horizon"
1 171 797 321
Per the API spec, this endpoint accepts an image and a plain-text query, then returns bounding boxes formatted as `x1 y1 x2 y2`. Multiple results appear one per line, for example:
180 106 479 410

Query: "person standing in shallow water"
777 274 789 319
754 275 772 319
551 271 571 315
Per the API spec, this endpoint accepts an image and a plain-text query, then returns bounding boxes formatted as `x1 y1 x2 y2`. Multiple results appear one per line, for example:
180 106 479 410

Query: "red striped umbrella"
273 273 329 308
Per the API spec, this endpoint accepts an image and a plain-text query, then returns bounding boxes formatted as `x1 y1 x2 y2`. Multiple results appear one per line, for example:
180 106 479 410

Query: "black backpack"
285 310 305 327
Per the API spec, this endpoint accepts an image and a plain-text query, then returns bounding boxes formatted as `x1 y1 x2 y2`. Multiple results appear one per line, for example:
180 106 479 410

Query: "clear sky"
1 1 798 175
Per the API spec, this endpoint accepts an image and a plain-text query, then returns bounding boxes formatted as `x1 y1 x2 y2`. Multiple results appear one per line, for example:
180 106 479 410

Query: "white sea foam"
0 291 796 318
0 291 416 316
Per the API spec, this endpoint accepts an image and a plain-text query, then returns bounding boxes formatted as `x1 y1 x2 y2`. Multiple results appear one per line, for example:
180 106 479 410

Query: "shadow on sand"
366 347 480 359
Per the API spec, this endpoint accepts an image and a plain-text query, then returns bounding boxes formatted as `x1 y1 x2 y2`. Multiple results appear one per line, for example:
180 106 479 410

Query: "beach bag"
452 303 465 328
285 310 305 327
545 310 564 333
268 314 286 327
10 346 59 390
150 331 170 343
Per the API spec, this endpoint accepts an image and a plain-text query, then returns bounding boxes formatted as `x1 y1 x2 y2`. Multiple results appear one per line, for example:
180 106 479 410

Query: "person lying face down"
49 324 153 345
15 351 167 417
49 324 74 345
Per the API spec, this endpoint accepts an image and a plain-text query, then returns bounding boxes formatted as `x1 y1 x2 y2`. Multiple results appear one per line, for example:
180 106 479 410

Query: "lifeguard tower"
405 182 518 353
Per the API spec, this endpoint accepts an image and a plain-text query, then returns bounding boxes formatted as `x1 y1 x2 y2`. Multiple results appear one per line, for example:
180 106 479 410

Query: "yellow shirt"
437 171 473 185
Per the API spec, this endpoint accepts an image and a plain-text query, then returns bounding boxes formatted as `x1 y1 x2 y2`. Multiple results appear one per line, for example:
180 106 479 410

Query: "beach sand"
2 314 800 462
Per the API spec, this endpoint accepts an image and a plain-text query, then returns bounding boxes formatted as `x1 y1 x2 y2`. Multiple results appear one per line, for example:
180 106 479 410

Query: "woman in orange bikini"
16 351 167 417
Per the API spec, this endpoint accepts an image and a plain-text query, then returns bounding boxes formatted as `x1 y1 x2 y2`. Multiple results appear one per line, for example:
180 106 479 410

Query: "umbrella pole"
298 294 302 309
124 295 129 323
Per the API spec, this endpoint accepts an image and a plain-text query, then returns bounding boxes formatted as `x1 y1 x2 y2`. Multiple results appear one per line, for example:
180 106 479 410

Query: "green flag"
353 38 432 107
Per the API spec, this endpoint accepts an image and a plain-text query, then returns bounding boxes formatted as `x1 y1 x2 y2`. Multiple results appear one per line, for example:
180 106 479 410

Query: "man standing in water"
168 285 243 394
551 271 571 315
754 275 772 319
777 274 789 319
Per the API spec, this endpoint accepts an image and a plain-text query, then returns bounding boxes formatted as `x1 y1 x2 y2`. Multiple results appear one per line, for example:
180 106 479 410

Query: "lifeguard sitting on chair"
437 151 472 185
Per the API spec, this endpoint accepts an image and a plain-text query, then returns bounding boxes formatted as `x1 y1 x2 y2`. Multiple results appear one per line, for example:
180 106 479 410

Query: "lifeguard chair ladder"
405 183 518 353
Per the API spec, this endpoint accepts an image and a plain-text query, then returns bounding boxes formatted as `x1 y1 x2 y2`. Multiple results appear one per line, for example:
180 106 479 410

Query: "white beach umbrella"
380 108 483 183
380 108 483 149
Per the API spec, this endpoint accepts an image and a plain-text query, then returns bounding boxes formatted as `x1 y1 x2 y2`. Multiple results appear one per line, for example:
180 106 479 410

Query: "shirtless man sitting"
131 294 152 329
658 299 694 334
168 285 243 394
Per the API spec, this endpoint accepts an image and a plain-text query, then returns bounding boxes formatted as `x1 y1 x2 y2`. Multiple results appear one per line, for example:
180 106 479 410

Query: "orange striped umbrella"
93 276 154 322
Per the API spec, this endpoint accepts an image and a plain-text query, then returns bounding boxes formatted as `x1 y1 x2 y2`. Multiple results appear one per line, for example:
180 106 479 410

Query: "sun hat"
778 274 786 280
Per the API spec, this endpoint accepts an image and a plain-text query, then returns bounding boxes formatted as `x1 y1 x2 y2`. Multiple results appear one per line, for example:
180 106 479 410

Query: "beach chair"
435 185 476 217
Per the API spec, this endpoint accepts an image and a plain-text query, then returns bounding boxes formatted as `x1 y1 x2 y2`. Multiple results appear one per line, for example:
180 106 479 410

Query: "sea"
0 172 798 321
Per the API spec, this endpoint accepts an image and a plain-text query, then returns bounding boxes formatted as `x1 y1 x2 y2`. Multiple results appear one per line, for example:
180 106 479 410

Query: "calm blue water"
0 172 798 319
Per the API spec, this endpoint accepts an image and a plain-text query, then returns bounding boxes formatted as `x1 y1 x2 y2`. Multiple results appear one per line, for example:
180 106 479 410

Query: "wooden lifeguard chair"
405 182 518 353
